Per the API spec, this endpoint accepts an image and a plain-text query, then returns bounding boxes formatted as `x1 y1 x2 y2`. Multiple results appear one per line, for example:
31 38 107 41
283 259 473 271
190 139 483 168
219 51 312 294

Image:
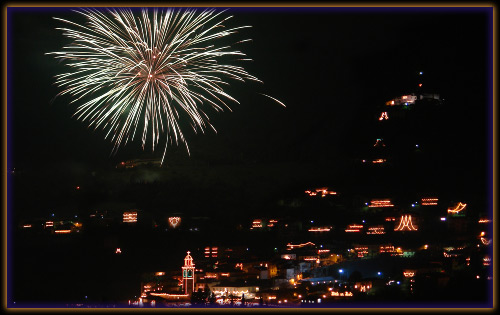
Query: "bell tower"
182 251 195 295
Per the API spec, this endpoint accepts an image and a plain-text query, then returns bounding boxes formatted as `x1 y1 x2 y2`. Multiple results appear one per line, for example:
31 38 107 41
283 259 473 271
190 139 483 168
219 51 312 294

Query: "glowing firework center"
49 8 283 164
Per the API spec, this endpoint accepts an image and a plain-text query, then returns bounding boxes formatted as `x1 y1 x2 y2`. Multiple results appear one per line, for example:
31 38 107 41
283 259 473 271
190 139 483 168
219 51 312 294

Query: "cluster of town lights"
304 188 337 197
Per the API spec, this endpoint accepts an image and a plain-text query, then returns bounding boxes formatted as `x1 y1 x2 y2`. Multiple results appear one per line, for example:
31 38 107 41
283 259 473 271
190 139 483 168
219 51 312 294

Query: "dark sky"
8 6 492 217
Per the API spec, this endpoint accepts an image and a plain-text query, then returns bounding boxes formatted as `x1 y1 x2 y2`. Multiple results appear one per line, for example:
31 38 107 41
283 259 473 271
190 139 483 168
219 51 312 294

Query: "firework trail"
48 8 283 164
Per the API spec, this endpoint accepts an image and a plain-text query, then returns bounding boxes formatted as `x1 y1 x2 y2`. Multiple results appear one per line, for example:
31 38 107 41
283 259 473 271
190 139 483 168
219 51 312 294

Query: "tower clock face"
183 270 186 277
188 270 192 277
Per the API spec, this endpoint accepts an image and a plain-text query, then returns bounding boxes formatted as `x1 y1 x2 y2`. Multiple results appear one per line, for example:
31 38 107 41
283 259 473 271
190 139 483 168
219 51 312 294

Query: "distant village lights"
305 187 337 197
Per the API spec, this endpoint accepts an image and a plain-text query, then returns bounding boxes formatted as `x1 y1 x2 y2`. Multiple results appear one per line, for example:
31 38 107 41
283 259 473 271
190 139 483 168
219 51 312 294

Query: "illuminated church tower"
182 251 195 295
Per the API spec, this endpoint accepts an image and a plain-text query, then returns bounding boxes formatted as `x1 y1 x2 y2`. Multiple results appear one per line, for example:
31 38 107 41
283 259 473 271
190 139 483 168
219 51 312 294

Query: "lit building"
447 202 466 215
368 199 394 208
345 224 363 233
281 253 296 260
366 226 385 235
385 94 418 106
286 242 315 250
378 111 389 120
308 227 332 232
250 218 279 230
304 187 337 197
421 198 438 206
168 217 181 228
182 251 196 295
123 211 138 223
204 246 218 258
394 215 418 231
209 282 260 300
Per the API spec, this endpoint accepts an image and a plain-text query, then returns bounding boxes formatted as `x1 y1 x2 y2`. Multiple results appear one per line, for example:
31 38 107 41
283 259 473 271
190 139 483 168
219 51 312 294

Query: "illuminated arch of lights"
379 112 389 121
480 237 491 245
447 202 466 214
394 215 418 231
373 139 386 147
403 271 415 278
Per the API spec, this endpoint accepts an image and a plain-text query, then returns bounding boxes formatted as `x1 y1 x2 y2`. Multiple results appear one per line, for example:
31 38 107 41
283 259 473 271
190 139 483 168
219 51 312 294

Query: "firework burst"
48 8 283 163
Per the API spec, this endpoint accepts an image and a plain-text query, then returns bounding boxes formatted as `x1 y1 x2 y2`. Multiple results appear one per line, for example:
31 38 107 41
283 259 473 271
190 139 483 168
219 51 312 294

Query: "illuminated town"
11 75 492 308
8 6 492 310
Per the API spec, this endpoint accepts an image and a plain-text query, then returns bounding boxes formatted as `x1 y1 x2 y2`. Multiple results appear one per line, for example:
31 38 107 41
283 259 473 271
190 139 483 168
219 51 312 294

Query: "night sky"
8 7 491 220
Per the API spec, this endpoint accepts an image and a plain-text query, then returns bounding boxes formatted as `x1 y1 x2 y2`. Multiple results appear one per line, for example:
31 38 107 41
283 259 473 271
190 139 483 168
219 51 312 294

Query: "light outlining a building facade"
305 187 337 197
394 215 418 231
308 227 332 232
168 217 181 228
345 224 363 233
421 198 438 206
379 112 389 120
403 270 416 278
368 199 394 208
182 251 196 295
366 226 385 235
123 211 138 223
286 242 315 250
204 246 218 258
447 202 467 214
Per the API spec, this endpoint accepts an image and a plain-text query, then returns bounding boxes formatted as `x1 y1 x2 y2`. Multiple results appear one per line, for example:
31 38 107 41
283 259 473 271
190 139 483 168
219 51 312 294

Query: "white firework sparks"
48 8 282 163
